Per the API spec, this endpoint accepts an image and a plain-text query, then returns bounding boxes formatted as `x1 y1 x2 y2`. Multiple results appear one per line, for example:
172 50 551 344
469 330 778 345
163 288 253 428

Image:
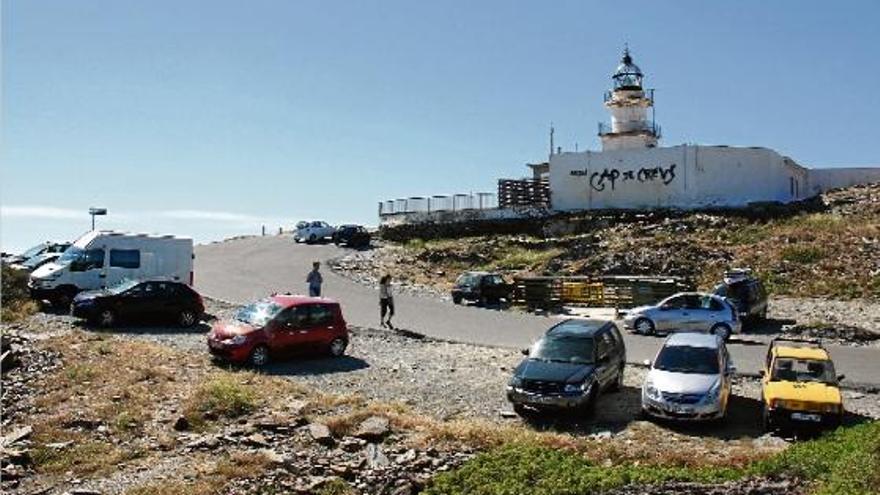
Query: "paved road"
195 236 880 386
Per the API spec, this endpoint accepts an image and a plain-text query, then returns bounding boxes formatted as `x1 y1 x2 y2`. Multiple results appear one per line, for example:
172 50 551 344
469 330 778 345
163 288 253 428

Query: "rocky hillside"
368 183 880 300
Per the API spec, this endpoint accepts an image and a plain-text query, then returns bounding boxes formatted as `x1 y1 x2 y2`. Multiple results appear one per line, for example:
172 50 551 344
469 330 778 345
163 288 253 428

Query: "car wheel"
328 337 347 357
452 295 462 305
761 404 773 432
98 309 115 327
54 287 78 309
608 365 625 392
711 323 731 341
479 296 489 307
582 385 599 415
308 234 317 244
179 309 198 328
512 404 529 418
635 318 655 335
249 345 270 368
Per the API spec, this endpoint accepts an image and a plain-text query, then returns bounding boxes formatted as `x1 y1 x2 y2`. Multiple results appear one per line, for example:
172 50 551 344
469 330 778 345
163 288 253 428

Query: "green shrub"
425 443 740 495
1 264 38 322
752 421 880 495
780 245 825 264
427 422 880 495
185 376 257 428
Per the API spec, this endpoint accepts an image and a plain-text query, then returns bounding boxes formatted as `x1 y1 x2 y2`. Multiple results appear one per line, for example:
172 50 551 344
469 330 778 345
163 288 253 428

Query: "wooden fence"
512 275 694 310
497 178 550 209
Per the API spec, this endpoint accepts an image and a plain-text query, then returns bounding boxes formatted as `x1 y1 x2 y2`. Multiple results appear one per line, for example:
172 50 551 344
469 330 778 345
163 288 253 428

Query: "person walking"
379 274 394 329
306 261 323 297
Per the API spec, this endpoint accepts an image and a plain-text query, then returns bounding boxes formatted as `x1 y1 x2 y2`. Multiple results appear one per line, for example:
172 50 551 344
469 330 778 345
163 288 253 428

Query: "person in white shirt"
379 274 394 329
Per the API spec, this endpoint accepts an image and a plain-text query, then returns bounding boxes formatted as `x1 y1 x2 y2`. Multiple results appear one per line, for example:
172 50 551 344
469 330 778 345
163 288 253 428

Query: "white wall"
549 145 811 211
807 167 880 195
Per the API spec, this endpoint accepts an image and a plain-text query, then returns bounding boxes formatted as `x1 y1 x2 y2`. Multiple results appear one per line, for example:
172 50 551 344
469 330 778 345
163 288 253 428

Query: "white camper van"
29 231 194 306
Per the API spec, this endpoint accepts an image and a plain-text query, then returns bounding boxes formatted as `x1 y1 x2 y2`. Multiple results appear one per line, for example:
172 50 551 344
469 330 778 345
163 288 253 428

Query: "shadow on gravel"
261 355 371 377
518 386 773 440
74 320 212 336
744 318 797 336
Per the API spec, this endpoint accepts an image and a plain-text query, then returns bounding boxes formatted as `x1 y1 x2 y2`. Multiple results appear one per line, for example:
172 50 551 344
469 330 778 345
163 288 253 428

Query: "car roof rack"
770 336 824 348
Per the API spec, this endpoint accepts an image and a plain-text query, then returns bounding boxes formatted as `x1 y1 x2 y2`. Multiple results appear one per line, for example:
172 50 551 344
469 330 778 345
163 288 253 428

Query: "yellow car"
761 338 844 432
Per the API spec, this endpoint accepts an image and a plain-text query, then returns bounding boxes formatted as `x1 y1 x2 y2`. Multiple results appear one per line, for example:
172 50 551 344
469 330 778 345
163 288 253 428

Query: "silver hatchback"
623 292 741 340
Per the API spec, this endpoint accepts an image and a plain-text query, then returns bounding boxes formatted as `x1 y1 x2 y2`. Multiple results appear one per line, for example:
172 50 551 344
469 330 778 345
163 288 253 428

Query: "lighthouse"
598 47 661 151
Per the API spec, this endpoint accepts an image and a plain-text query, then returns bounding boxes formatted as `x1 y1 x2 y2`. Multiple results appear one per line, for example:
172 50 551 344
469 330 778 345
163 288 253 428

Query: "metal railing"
379 192 498 216
603 88 654 103
598 121 661 138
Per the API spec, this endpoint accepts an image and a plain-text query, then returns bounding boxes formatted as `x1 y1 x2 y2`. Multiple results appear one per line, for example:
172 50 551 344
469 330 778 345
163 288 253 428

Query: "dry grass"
17 328 783 492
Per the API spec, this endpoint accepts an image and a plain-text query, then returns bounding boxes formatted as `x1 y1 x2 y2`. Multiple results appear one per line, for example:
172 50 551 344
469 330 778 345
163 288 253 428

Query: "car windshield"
109 279 141 294
456 273 481 286
530 335 595 365
21 244 47 259
56 246 84 265
772 357 837 384
235 301 283 327
654 345 720 374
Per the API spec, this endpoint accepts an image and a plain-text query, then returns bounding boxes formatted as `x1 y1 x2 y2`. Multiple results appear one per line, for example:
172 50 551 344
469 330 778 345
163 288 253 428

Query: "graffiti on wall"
569 164 677 192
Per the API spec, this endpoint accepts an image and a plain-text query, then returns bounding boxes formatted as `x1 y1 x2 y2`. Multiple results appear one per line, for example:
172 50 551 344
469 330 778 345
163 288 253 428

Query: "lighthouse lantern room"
599 47 661 151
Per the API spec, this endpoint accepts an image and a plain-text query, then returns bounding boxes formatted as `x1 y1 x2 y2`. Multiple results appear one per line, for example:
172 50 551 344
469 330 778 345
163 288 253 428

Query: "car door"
118 282 150 320
689 295 717 331
306 304 337 350
272 305 313 352
69 248 106 290
653 295 689 332
154 282 184 321
594 330 617 388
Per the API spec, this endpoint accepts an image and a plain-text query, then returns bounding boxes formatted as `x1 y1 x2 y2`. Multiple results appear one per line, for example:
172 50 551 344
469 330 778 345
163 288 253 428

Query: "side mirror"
642 359 651 367
837 374 846 381
521 348 530 356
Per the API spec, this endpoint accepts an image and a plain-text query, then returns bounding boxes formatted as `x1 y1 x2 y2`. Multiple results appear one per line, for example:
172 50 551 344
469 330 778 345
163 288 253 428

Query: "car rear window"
531 335 595 365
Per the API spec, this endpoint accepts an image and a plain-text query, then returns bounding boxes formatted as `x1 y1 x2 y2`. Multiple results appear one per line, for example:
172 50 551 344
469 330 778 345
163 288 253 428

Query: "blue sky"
2 0 879 252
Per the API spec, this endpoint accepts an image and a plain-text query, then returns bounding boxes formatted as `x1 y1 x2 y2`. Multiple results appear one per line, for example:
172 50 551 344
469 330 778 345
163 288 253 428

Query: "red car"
207 295 349 367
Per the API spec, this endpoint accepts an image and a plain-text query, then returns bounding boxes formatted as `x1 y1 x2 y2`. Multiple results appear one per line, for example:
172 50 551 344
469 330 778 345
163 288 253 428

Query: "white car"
642 333 734 421
622 292 741 340
294 221 336 244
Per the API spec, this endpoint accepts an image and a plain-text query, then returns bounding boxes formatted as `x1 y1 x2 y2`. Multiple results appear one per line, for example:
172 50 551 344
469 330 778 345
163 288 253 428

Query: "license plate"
791 412 822 422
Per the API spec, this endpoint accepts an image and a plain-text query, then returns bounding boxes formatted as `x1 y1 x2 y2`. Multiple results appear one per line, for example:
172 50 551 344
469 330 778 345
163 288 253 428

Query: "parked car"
641 333 733 421
207 295 349 367
507 319 626 416
623 292 741 340
451 271 513 305
71 279 204 327
5 241 70 265
30 231 193 307
713 268 768 321
761 337 844 432
332 224 371 248
294 221 336 244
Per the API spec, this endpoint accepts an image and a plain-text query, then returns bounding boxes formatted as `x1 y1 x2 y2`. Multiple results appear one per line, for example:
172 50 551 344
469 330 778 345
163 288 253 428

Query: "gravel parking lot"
44 299 880 434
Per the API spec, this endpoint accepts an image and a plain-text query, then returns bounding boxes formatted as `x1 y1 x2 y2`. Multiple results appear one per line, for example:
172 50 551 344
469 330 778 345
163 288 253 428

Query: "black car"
71 279 205 327
451 271 513 305
713 269 768 321
332 225 371 248
507 319 626 416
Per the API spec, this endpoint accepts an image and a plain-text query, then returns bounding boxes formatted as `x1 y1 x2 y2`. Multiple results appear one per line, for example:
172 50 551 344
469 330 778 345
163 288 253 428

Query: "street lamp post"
89 207 107 230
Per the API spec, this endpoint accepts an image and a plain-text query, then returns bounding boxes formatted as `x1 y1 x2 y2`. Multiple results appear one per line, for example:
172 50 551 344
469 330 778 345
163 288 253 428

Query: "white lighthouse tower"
598 47 661 151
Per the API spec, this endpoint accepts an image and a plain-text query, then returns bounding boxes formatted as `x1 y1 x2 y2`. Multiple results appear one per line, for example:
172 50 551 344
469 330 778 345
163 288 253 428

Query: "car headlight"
702 379 722 404
564 381 592 395
645 381 661 400
508 376 523 388
226 335 247 346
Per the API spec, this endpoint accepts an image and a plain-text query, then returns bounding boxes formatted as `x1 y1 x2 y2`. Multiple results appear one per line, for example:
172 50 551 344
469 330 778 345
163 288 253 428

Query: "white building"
549 48 880 212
